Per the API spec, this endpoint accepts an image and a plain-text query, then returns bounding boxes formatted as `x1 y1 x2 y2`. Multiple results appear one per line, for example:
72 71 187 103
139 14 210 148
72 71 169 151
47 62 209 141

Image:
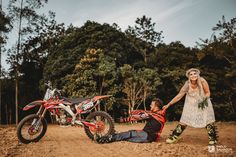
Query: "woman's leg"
206 123 218 145
166 123 187 144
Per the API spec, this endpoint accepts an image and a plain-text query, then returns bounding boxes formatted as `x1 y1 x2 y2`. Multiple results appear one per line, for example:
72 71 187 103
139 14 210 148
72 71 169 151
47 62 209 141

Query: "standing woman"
163 68 218 145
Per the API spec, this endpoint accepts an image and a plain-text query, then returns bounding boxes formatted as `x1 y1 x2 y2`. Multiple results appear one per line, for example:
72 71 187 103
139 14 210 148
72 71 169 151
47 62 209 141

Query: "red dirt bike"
16 83 115 144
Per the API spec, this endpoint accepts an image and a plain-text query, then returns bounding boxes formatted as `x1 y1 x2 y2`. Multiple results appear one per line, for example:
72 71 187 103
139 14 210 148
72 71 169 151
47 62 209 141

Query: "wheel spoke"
84 111 114 140
21 118 43 140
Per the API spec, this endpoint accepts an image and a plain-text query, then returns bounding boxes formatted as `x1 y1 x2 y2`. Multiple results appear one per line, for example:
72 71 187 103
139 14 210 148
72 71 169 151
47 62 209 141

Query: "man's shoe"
95 135 114 144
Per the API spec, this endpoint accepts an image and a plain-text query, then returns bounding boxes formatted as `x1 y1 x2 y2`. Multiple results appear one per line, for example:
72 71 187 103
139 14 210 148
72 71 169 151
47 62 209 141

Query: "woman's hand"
163 104 170 109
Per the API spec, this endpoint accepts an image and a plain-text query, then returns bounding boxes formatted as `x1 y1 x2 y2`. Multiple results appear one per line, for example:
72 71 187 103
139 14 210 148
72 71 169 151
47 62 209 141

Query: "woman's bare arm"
201 78 211 97
163 82 188 109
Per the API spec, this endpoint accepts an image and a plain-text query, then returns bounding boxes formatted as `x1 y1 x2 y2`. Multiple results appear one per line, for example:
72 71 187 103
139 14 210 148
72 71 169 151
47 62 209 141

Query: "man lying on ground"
96 98 166 144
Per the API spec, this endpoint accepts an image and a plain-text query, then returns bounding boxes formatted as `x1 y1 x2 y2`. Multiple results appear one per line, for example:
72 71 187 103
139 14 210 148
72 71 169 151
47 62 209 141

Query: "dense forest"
0 0 235 124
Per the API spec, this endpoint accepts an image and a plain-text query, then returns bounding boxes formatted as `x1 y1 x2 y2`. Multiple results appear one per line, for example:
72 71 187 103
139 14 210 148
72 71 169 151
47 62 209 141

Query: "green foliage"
7 0 52 72
119 64 142 111
126 15 163 64
119 64 162 111
42 21 142 88
126 15 163 45
212 15 236 49
64 48 118 95
63 48 118 109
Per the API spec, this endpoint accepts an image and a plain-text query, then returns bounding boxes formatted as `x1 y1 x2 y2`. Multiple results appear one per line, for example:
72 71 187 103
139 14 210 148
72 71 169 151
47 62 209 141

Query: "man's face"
150 101 159 111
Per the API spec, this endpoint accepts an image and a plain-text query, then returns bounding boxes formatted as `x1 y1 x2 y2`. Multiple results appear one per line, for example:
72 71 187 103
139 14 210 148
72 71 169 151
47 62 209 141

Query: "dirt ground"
0 122 235 157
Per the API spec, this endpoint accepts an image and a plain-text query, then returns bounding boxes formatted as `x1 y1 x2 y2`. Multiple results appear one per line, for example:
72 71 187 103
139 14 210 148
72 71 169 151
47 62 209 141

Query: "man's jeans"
113 130 149 143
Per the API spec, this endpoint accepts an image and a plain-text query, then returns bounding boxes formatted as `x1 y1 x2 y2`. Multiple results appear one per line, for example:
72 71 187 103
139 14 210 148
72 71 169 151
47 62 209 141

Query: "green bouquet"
198 97 209 110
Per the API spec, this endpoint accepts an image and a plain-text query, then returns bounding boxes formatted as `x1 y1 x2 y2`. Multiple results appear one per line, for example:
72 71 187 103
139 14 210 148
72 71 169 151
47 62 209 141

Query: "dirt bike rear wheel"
17 114 47 144
84 111 115 140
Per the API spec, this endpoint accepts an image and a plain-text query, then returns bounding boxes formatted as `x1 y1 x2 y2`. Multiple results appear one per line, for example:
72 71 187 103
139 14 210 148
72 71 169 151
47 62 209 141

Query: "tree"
64 48 118 111
212 15 236 50
119 64 162 113
43 21 142 88
137 68 162 110
0 6 12 124
194 16 236 120
0 8 11 44
18 11 65 104
120 64 143 113
126 15 163 64
64 48 118 96
197 41 236 120
64 48 101 97
7 0 49 124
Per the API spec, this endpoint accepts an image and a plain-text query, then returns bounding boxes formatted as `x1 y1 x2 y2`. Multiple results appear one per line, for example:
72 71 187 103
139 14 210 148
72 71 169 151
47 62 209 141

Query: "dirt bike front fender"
23 100 45 111
82 121 96 128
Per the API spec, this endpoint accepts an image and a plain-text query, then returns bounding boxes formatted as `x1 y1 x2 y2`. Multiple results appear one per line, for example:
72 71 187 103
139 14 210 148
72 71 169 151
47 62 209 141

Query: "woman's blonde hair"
186 68 205 97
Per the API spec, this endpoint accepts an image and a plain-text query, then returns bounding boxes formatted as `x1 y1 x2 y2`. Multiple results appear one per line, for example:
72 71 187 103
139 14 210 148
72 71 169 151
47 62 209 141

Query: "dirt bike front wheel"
17 114 47 144
84 111 115 140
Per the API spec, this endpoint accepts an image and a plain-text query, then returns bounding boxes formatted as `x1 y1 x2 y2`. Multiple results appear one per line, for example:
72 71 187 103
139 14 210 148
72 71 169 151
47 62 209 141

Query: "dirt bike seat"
62 97 91 105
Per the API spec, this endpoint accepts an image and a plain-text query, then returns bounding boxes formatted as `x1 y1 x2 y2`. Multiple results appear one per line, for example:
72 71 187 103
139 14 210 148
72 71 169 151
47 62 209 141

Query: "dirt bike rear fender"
93 95 112 101
23 100 45 111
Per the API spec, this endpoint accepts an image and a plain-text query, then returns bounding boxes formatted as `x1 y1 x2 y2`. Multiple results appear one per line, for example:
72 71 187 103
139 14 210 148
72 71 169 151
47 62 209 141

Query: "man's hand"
131 110 149 120
139 112 149 119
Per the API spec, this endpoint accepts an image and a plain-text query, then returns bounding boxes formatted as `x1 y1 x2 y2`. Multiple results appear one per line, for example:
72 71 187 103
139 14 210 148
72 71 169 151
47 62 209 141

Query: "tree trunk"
144 51 147 64
97 104 101 111
0 53 1 125
9 108 12 124
131 100 135 112
15 77 19 124
0 0 2 125
143 87 147 111
104 104 107 113
128 103 131 115
229 96 235 113
98 76 104 112
50 114 54 124
5 104 8 125
15 0 24 125
99 76 104 95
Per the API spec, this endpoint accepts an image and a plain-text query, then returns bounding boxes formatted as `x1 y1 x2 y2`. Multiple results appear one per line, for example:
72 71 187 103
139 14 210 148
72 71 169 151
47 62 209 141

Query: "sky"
1 0 236 70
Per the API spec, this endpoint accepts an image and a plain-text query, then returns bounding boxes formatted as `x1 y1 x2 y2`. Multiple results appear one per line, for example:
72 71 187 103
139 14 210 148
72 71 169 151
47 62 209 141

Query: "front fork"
32 106 47 130
36 105 47 117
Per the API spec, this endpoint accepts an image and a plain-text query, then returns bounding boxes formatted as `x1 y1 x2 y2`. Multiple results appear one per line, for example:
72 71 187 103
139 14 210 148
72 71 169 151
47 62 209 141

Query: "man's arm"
130 110 150 121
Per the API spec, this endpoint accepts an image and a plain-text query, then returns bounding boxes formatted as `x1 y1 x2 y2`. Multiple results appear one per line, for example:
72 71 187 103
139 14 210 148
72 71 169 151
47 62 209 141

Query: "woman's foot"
206 124 218 145
166 135 180 144
209 140 217 145
166 124 186 144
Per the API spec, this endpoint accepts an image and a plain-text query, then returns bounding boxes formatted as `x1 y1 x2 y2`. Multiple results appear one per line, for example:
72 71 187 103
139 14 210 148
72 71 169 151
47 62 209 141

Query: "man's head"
150 98 163 112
